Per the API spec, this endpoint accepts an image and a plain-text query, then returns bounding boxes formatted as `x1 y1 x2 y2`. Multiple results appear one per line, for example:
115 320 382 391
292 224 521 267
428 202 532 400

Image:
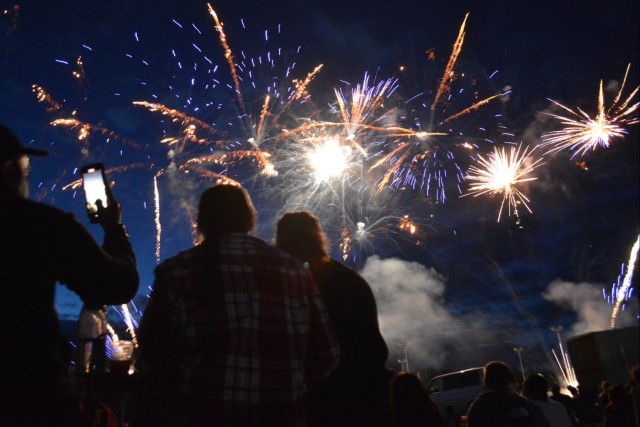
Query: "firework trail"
33 83 142 155
3 4 20 36
205 3 325 176
462 144 545 221
154 176 161 264
540 64 639 158
430 13 468 116
61 164 150 192
32 85 63 112
207 3 245 114
132 101 219 140
610 235 639 329
72 56 89 101
367 13 508 203
50 118 143 152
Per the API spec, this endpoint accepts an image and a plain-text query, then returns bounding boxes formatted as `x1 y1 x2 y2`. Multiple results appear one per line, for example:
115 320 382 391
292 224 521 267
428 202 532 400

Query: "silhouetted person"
550 383 578 426
573 384 599 424
467 361 547 427
137 185 339 426
276 211 393 427
0 124 139 426
603 383 637 427
631 365 640 427
598 380 612 411
523 374 572 427
390 372 448 427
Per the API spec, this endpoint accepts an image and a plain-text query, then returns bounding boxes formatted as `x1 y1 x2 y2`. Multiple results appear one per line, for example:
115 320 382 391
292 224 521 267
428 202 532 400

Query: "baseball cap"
0 124 49 162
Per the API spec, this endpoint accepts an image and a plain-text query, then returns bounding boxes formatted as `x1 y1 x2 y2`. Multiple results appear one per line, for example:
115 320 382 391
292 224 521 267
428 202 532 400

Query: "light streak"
610 235 640 329
431 13 468 114
32 84 63 112
207 3 245 114
551 326 578 388
154 175 162 264
540 64 639 158
120 303 139 347
463 144 545 221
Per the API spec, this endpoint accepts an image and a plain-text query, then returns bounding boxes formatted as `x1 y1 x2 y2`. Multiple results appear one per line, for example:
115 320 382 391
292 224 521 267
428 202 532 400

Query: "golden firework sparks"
540 64 639 158
463 144 545 221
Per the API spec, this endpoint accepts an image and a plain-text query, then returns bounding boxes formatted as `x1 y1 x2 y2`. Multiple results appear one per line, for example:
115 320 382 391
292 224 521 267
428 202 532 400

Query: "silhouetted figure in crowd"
137 185 339 426
0 124 139 426
276 211 393 427
573 384 600 424
466 361 547 427
390 372 448 427
631 365 640 427
550 383 578 426
603 383 637 427
598 380 612 412
523 374 572 427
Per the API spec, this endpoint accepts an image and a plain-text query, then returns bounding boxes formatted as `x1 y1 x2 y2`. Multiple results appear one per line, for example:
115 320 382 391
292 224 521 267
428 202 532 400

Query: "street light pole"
397 342 410 373
513 347 525 383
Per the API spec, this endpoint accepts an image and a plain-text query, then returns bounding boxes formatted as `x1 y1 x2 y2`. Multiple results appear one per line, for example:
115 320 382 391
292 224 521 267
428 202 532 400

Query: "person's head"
599 380 611 393
482 361 514 390
0 124 47 198
607 383 630 407
275 211 329 264
551 383 561 395
196 183 256 240
391 372 429 404
523 374 549 401
567 385 578 397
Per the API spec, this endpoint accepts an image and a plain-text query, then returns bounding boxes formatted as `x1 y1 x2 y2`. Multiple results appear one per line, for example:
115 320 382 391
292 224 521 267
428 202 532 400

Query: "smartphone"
80 163 109 223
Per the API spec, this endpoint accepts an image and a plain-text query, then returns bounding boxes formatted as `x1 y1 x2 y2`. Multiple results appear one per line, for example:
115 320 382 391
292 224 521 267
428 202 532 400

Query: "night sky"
1 0 638 378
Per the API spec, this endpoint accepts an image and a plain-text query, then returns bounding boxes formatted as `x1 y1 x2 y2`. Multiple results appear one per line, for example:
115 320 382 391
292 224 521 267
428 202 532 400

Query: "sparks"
610 235 640 329
463 144 545 221
540 64 639 158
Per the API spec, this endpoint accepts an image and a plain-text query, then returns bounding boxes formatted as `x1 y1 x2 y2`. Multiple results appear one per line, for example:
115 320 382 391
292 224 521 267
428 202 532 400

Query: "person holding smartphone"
0 124 139 426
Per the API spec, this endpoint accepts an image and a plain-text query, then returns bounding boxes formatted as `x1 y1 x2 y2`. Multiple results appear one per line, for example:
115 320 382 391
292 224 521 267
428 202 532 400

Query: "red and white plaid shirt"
137 233 340 426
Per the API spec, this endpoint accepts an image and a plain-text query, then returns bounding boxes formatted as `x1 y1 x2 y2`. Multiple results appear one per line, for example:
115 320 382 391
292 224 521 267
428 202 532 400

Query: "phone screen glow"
82 168 108 215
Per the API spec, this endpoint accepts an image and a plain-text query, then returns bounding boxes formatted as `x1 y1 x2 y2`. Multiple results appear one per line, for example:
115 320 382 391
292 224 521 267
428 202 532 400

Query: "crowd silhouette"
2 123 639 427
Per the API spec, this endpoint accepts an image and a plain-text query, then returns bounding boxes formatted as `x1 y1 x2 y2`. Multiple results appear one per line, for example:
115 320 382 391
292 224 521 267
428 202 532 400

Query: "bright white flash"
309 138 351 182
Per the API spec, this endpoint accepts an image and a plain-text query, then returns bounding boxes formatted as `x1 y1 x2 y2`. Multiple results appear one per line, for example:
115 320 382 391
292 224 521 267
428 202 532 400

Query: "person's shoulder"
14 195 74 219
328 258 371 284
13 197 84 232
246 234 301 259
155 246 200 271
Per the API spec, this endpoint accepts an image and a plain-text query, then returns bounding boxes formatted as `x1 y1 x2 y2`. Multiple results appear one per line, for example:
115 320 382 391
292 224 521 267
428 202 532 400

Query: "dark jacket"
0 188 138 425
308 258 392 427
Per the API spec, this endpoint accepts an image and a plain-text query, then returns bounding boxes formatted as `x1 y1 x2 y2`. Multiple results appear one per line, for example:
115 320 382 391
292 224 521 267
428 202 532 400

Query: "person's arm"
56 184 138 305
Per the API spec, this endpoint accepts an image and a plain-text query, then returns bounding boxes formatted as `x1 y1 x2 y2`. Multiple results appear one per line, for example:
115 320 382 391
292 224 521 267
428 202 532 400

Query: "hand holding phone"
81 163 109 224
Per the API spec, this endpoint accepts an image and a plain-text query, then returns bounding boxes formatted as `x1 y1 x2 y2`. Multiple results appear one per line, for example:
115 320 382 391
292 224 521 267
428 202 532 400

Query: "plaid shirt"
137 233 340 426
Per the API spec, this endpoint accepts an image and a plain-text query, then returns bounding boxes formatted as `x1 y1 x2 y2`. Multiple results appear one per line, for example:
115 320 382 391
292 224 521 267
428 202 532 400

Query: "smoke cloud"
542 279 638 337
360 256 496 374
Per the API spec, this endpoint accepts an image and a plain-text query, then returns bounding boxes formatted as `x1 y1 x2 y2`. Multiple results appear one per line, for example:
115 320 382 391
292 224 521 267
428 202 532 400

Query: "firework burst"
463 144 545 221
367 13 508 203
540 64 639 158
